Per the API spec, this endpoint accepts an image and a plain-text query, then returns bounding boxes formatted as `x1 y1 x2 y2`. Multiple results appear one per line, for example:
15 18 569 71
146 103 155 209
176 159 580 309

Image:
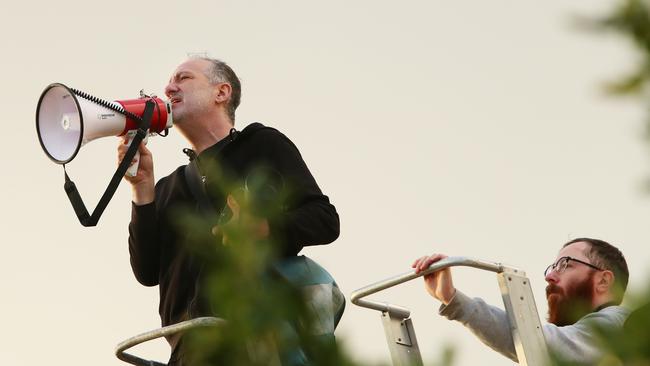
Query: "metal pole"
115 317 225 366
350 256 503 317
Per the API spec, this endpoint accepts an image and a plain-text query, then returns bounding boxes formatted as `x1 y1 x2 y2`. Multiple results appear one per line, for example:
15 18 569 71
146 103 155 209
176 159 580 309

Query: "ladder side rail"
498 269 550 366
381 312 424 366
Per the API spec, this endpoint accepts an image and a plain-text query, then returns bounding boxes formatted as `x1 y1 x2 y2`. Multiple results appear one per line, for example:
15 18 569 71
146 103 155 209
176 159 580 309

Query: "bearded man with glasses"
412 238 630 364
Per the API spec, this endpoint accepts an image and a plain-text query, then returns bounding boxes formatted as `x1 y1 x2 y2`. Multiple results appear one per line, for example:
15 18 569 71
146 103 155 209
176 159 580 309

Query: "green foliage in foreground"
167 162 461 365
569 1 650 363
170 165 650 365
170 164 362 366
156 4 650 361
585 0 650 145
586 0 650 96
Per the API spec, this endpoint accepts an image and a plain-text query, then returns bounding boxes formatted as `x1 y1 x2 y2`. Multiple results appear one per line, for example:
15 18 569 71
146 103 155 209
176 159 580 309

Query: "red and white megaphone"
36 83 173 176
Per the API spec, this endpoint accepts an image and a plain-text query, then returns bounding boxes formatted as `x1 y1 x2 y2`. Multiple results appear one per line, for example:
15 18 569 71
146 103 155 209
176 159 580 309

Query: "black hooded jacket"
127 122 340 327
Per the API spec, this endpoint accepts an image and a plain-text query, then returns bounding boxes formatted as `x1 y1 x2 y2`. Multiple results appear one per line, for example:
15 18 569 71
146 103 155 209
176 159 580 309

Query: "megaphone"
36 83 173 172
36 83 173 227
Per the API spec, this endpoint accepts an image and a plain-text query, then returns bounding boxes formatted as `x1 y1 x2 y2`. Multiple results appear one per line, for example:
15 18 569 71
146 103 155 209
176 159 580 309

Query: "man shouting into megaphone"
117 57 340 365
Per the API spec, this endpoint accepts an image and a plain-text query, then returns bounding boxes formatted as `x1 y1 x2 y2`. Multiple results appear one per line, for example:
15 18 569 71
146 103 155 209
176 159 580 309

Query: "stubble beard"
171 89 213 125
546 271 595 326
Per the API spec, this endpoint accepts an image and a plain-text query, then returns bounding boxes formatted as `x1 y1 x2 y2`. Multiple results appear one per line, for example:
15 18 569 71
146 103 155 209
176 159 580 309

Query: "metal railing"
115 317 225 366
350 256 548 366
351 256 502 317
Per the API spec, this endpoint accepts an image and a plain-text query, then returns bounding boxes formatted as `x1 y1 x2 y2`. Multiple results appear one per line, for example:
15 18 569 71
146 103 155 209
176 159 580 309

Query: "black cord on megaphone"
70 87 143 123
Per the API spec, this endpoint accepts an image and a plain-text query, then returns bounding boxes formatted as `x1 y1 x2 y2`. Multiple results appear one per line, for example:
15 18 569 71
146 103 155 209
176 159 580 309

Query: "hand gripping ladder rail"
350 256 549 366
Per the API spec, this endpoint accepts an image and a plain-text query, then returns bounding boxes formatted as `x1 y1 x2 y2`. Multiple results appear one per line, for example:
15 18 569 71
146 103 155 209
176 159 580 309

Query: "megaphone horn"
35 83 173 165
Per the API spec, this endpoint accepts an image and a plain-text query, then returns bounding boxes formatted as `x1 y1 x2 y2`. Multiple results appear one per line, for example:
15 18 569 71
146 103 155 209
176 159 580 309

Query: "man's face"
544 241 597 326
164 59 216 123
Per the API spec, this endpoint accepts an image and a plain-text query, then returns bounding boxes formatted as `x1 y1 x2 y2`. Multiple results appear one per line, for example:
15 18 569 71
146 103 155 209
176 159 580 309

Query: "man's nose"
545 270 558 284
164 82 178 97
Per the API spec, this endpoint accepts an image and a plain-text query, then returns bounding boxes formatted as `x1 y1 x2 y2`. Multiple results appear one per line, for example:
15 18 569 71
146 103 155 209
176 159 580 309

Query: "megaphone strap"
63 100 154 227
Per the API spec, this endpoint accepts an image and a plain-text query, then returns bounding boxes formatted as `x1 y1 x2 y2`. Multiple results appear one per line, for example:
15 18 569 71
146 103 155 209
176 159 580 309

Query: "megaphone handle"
125 130 149 177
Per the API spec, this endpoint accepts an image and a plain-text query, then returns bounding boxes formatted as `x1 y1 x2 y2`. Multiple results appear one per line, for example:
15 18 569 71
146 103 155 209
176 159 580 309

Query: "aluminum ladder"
350 256 549 366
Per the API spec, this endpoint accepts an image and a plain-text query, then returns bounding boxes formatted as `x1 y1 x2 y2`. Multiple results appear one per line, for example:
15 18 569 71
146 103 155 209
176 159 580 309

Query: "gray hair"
193 56 242 123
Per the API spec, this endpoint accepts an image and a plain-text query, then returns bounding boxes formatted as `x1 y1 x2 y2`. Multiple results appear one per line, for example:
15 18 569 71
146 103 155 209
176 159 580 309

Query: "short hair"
194 57 241 123
564 237 629 304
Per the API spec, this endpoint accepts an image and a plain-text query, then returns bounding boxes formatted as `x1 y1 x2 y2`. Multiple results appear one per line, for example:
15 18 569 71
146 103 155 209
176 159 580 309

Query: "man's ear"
595 270 614 294
214 83 232 104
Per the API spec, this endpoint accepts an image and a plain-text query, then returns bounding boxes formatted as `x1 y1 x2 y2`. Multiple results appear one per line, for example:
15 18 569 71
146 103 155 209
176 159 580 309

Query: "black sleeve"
255 129 340 255
128 201 161 286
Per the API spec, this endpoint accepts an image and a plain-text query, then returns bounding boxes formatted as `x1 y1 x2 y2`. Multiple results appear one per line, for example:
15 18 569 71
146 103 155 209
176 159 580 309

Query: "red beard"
546 271 595 326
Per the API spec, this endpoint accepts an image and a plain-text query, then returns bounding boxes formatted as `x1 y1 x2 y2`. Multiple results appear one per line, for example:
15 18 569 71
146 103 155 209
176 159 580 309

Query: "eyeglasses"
544 256 603 277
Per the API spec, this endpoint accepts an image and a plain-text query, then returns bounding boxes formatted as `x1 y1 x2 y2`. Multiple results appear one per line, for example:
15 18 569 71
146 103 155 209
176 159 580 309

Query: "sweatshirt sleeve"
256 129 340 255
439 290 519 362
128 201 161 286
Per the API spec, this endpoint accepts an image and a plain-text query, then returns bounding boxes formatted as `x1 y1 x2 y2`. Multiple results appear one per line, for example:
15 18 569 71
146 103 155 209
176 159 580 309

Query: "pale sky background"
2 1 650 365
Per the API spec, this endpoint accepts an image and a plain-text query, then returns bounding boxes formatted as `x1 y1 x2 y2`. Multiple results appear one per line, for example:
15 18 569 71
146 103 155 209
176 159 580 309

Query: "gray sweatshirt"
439 290 630 364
